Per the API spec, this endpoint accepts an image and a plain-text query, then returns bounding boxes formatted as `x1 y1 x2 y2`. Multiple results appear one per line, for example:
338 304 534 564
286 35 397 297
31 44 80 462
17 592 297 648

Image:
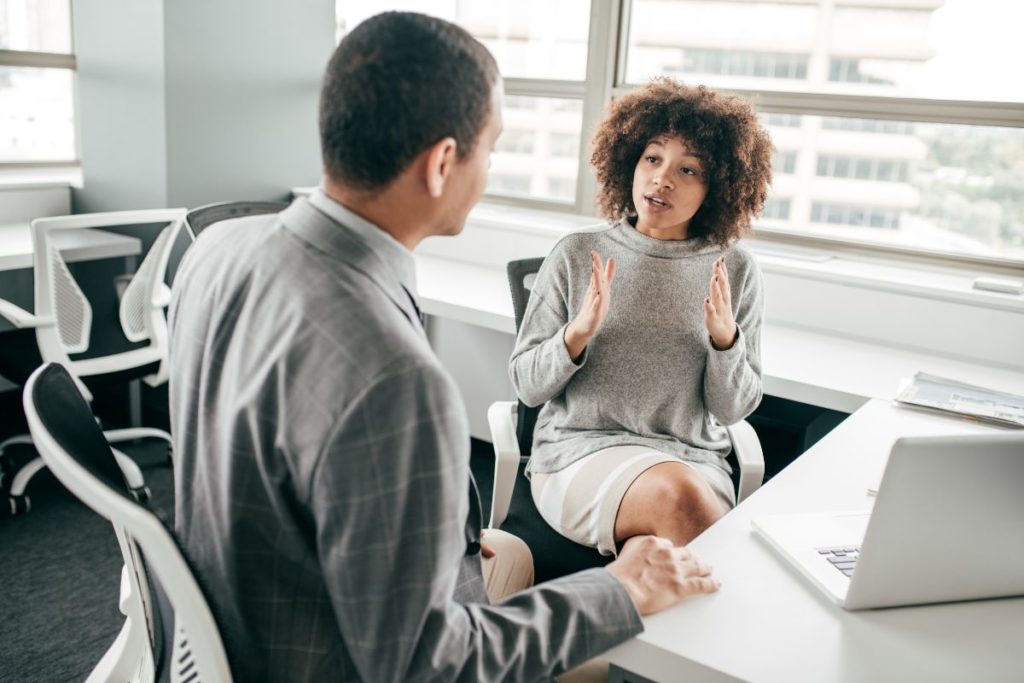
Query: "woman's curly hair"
591 78 774 247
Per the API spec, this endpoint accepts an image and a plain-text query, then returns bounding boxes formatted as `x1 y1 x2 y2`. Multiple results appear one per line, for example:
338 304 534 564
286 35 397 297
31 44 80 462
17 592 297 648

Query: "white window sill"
296 185 1024 310
0 165 82 190
432 200 1024 313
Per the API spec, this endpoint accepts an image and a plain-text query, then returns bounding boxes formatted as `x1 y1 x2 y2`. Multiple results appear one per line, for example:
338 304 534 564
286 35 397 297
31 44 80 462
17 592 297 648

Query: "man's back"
170 198 473 679
170 196 642 681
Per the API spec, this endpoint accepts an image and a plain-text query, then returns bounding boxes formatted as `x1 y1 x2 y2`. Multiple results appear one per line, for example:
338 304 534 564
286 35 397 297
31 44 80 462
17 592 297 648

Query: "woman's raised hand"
564 251 616 361
704 256 738 350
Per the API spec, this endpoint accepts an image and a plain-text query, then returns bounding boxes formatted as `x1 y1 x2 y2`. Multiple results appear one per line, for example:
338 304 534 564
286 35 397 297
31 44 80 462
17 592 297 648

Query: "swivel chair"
0 209 186 513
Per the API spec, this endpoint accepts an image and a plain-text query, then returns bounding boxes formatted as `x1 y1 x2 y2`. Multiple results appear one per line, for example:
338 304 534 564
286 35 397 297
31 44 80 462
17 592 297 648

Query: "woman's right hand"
564 251 616 361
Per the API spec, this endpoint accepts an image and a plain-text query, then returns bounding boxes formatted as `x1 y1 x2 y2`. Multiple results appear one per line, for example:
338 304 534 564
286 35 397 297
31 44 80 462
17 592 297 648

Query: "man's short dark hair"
319 12 499 191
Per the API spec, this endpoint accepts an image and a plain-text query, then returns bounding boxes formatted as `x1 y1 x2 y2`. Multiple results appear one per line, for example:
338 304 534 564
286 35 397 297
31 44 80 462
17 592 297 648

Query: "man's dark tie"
402 286 426 328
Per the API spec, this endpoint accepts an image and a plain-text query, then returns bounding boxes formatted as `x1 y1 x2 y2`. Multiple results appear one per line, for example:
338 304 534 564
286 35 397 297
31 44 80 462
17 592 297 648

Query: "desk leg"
129 380 142 428
122 254 143 429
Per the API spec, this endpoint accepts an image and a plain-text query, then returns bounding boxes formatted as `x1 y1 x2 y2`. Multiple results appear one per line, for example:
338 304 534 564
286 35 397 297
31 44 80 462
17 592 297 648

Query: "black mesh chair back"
506 258 546 457
29 363 132 499
185 200 290 238
24 363 232 682
503 258 613 581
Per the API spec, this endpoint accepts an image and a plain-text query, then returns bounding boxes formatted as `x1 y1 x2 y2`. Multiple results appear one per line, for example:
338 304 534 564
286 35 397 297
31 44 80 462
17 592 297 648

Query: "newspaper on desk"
895 372 1024 428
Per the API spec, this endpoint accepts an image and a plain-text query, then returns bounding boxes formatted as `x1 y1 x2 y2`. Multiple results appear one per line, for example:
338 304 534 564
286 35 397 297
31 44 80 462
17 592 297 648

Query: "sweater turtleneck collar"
606 216 726 259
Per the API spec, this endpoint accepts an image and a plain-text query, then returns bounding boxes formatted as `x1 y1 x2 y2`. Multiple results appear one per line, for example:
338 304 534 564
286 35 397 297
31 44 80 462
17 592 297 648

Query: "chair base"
6 494 30 516
0 429 168 515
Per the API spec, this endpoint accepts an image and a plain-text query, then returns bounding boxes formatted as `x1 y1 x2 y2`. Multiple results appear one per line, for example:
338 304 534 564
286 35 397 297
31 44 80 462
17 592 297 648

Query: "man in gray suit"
169 11 718 682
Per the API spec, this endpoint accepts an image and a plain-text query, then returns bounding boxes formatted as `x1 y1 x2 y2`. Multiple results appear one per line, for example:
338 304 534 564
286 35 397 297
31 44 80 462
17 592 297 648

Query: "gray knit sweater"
509 218 764 475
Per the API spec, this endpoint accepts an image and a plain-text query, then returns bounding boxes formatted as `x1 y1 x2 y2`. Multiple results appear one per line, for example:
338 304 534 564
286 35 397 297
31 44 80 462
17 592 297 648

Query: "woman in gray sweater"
509 79 774 556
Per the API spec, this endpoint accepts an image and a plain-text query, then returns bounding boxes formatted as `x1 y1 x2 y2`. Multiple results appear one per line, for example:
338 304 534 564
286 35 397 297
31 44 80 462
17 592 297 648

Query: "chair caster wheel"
8 495 31 515
131 486 152 504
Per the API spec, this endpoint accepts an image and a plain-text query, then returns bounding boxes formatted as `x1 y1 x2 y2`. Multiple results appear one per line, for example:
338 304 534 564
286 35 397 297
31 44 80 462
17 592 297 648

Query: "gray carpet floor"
0 435 492 682
0 440 173 682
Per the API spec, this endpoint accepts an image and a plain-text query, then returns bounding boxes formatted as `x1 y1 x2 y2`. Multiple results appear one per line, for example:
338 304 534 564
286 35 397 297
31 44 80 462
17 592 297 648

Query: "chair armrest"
153 283 172 308
0 298 46 328
487 401 521 529
114 275 171 308
727 419 765 504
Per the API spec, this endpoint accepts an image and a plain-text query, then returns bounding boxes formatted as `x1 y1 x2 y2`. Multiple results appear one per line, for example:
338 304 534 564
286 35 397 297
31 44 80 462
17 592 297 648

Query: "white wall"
163 0 332 207
72 0 334 212
74 0 169 212
0 185 70 223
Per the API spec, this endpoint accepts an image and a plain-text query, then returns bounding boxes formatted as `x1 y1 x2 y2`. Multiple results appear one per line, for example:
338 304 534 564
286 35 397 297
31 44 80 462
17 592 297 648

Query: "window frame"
490 0 1024 271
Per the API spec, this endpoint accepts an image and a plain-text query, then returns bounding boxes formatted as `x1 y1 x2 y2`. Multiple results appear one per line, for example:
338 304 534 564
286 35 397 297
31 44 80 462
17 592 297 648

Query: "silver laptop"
752 432 1024 610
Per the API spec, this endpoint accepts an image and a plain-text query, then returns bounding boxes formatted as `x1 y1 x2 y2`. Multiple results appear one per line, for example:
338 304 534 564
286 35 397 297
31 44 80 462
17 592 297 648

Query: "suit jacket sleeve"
309 360 642 682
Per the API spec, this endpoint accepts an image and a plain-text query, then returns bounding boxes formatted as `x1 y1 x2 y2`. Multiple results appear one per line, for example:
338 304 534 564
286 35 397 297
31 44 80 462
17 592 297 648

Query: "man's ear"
424 137 458 198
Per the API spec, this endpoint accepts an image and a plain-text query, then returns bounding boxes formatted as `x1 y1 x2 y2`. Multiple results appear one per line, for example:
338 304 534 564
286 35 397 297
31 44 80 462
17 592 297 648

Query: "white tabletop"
414 254 1024 412
0 222 142 272
604 399 1024 683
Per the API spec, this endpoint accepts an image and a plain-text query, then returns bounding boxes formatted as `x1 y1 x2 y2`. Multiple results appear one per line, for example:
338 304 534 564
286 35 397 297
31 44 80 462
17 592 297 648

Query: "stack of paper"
895 372 1024 428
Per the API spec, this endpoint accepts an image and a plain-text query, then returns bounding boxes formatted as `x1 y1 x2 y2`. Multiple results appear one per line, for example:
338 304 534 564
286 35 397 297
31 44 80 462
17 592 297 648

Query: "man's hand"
704 256 737 350
605 536 719 616
564 251 616 361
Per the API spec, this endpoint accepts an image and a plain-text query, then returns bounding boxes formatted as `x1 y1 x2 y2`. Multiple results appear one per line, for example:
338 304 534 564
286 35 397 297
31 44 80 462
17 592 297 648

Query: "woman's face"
631 135 709 240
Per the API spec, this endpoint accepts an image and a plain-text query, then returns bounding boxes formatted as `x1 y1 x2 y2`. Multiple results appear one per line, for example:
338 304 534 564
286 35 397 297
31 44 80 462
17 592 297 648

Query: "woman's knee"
658 472 723 528
616 464 723 542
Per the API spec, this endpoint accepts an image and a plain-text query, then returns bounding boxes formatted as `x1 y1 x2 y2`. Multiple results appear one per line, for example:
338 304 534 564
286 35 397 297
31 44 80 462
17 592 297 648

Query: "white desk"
604 399 1024 683
0 222 142 272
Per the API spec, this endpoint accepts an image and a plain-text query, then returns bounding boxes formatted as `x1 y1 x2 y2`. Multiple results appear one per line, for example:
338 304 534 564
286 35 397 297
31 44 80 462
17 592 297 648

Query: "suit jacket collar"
279 194 424 333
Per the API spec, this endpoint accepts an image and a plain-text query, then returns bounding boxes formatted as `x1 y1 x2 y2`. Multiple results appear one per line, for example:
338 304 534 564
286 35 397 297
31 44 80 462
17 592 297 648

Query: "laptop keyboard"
817 546 861 577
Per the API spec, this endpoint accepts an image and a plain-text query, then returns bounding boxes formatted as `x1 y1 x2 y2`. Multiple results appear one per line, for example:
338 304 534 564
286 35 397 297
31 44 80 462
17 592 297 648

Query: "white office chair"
0 209 187 513
24 362 232 683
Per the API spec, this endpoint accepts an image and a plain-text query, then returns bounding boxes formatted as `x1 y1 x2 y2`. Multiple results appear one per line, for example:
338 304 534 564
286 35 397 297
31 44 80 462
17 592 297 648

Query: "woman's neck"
633 217 689 241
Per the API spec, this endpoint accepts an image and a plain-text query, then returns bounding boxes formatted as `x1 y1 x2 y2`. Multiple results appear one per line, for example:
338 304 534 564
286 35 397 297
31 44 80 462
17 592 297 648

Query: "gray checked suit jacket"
168 194 642 682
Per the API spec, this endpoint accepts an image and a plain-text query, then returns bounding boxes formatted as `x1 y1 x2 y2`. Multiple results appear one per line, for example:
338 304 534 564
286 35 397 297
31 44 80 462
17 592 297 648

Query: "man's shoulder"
175 213 291 294
175 212 432 385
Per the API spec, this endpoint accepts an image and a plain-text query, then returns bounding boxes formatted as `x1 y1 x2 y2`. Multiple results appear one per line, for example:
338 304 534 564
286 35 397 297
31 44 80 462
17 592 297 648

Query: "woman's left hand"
704 256 738 350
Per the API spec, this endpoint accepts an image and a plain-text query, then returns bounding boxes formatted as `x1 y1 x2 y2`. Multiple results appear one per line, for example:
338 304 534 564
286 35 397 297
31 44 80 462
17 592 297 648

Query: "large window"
624 0 1024 263
0 0 76 164
336 1 590 206
336 1 1024 265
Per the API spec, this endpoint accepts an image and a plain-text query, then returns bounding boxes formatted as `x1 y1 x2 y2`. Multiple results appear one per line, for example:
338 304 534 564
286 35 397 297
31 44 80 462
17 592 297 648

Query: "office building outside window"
0 0 76 164
623 0 1024 262
337 1 1023 264
336 0 589 207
